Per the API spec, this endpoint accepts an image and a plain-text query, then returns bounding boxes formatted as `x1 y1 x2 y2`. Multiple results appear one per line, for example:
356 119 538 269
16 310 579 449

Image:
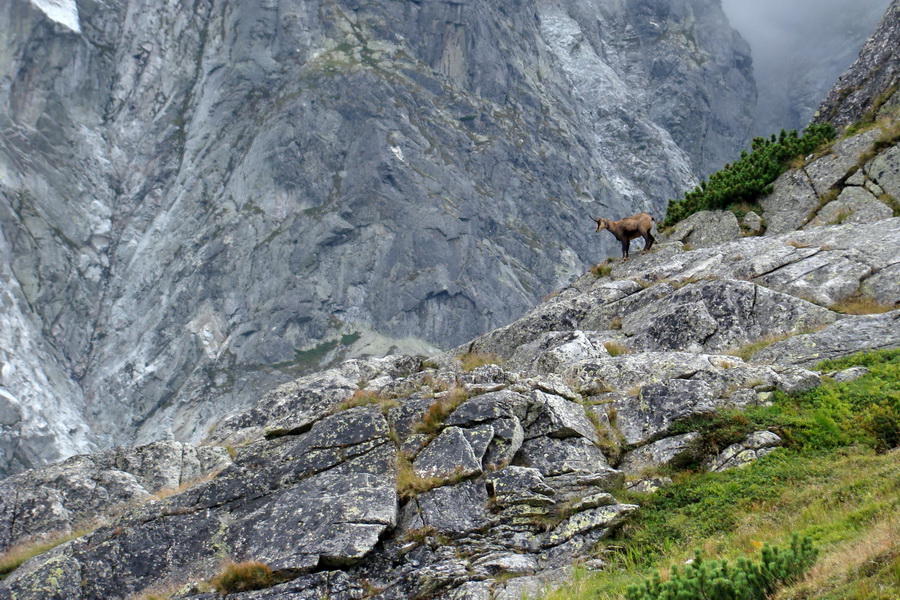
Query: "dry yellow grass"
210 561 273 594
413 386 468 436
0 524 99 579
603 341 631 357
151 470 223 501
336 389 399 414
829 293 896 315
395 452 460 501
459 351 502 372
775 518 900 599
725 333 792 361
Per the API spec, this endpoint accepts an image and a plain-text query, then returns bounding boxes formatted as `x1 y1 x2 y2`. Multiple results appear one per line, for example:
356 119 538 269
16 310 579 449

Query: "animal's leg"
621 239 630 260
643 232 655 253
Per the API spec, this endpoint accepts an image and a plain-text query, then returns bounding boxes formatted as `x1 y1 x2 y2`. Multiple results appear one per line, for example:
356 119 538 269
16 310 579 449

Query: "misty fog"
721 0 891 138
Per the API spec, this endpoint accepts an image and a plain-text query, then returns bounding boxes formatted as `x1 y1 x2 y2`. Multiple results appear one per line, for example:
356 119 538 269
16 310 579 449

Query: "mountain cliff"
0 0 755 474
0 110 897 599
813 0 900 128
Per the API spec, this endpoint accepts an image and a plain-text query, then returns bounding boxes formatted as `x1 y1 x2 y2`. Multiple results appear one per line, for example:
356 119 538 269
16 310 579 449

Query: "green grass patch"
541 349 900 600
592 261 615 278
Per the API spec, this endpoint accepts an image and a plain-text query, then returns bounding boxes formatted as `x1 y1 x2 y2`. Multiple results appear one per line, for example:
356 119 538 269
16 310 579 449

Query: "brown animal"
592 212 655 260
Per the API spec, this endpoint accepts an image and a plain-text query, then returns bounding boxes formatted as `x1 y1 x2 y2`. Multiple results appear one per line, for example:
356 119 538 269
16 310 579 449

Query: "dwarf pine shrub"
625 534 818 600
663 124 836 226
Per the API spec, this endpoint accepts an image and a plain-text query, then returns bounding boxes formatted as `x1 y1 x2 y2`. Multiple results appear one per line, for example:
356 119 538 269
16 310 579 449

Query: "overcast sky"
721 0 891 134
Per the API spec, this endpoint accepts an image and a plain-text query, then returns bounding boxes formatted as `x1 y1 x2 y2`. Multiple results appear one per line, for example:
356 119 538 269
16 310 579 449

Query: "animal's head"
592 217 608 232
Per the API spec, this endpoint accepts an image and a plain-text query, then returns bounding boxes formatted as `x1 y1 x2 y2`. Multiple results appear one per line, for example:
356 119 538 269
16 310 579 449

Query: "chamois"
592 212 655 260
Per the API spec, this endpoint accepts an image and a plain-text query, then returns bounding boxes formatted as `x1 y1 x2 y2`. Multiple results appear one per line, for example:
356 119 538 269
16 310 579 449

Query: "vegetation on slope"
662 124 836 226
542 349 900 600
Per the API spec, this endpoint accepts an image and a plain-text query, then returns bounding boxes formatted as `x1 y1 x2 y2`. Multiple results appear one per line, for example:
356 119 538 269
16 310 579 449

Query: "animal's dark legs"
643 232 655 253
621 239 630 259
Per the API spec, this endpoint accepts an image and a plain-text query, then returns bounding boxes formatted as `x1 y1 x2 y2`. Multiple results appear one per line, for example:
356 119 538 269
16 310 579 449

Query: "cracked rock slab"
543 503 638 547
414 427 485 479
752 311 900 367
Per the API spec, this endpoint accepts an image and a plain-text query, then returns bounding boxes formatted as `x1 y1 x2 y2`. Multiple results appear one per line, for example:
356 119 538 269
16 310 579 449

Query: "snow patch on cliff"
28 0 81 33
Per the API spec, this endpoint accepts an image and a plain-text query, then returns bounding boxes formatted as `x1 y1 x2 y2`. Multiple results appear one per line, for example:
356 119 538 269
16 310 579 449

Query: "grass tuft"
725 333 792 361
336 389 400 415
395 453 467 501
413 387 469 436
459 352 502 372
604 342 631 357
829 293 896 315
592 261 615 278
210 561 274 594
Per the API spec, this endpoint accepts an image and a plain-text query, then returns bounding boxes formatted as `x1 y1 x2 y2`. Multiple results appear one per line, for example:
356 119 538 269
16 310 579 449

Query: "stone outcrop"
0 359 643 600
0 441 231 553
0 0 756 475
707 431 784 473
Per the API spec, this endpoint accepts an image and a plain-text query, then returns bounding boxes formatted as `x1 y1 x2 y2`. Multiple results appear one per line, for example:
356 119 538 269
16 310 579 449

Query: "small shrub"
459 352 502 372
210 561 273 594
667 411 757 459
663 124 836 226
604 342 631 357
625 534 818 600
592 262 615 278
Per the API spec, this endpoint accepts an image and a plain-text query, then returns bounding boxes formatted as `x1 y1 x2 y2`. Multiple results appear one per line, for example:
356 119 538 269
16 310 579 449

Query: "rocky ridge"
0 118 897 599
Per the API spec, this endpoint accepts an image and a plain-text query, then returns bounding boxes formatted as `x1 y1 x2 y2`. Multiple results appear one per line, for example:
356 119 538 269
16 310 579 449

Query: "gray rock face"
622 279 838 353
761 129 883 235
0 0 756 474
0 441 231 553
2 195 896 598
0 361 642 600
804 186 893 228
813 0 900 129
868 144 900 200
760 170 821 235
